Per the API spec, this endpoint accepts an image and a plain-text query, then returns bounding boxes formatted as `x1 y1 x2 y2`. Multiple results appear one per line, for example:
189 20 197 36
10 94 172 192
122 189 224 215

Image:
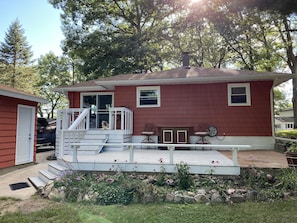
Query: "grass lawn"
1 198 297 223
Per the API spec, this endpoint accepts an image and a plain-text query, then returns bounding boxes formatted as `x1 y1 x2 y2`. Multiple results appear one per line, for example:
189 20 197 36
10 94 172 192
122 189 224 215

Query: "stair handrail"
68 108 90 130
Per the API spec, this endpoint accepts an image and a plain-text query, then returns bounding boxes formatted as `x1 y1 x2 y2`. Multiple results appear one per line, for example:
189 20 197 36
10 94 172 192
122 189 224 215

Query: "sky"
0 0 64 60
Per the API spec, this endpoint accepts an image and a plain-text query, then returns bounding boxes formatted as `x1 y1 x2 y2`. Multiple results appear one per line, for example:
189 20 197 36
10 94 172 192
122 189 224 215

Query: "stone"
197 189 207 195
194 194 210 203
245 190 257 201
142 194 154 204
230 193 245 203
48 188 65 201
184 195 197 204
266 174 273 181
174 193 183 203
166 193 175 202
42 180 54 198
227 188 235 195
283 192 291 199
211 193 224 203
187 191 195 196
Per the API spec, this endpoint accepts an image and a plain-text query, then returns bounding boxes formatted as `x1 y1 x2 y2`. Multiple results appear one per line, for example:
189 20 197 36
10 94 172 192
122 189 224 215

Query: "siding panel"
114 81 273 136
0 95 37 169
69 81 273 138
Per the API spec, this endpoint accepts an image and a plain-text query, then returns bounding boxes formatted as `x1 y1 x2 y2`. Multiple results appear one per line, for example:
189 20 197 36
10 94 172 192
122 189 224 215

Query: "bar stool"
141 123 155 148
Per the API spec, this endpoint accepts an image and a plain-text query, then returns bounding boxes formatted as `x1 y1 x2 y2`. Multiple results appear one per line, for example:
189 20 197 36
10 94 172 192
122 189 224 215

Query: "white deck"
59 149 240 175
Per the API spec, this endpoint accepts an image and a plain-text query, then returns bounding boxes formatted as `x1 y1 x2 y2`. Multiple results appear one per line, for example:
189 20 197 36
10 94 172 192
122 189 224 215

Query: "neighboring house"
55 64 292 152
275 108 294 130
0 84 48 171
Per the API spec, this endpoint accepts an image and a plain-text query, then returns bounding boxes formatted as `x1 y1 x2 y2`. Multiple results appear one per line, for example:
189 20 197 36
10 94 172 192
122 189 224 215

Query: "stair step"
28 176 46 189
48 162 68 175
83 134 107 140
39 170 57 183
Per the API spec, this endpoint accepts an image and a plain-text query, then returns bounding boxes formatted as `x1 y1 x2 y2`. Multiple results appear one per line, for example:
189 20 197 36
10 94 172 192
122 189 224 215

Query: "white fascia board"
54 85 115 93
0 90 48 103
55 73 293 93
96 73 293 87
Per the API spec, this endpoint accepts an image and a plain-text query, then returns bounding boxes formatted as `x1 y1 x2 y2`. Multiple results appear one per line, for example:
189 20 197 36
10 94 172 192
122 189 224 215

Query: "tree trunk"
292 68 297 128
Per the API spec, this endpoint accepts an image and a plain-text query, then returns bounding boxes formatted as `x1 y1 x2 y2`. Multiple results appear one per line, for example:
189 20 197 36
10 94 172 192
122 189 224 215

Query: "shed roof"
55 66 294 92
0 84 48 103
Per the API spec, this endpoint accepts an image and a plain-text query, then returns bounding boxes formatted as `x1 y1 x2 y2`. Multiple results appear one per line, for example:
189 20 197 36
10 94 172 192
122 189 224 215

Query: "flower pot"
286 152 297 167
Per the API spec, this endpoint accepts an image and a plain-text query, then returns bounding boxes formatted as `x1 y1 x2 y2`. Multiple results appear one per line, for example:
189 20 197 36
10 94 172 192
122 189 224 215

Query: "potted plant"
286 143 297 167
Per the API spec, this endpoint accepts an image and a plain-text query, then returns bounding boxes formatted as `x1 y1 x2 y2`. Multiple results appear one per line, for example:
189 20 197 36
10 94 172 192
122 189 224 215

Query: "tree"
274 87 291 115
49 0 188 79
227 0 297 127
36 52 72 118
0 19 33 88
191 0 297 127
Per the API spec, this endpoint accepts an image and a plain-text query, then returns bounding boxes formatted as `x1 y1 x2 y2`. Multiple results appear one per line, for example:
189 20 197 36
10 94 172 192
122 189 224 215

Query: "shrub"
175 162 193 190
95 182 133 205
275 129 297 139
54 170 92 202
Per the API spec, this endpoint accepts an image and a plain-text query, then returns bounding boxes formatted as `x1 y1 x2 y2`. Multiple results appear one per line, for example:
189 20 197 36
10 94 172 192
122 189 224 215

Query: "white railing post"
232 147 239 166
168 146 175 164
120 109 125 130
72 145 78 162
129 145 134 163
59 130 64 158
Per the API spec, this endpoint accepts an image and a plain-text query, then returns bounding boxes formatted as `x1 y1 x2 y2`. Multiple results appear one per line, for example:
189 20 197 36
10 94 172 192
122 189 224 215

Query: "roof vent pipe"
182 52 190 69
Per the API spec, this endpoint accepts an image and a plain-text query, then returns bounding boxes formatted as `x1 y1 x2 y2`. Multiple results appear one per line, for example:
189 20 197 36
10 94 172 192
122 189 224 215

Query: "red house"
0 84 47 172
55 66 292 155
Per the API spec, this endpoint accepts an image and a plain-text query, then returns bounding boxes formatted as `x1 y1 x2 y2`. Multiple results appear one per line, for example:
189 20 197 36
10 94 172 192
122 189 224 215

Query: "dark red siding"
114 81 273 136
68 92 81 108
68 81 273 137
0 95 37 169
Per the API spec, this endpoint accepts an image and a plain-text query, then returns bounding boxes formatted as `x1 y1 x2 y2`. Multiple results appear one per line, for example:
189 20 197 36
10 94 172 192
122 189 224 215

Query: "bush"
175 162 193 190
275 129 297 139
95 183 133 205
54 170 92 202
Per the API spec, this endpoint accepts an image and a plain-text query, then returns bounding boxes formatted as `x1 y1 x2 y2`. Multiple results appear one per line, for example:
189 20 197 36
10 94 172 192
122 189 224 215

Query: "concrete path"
0 150 54 200
220 150 288 168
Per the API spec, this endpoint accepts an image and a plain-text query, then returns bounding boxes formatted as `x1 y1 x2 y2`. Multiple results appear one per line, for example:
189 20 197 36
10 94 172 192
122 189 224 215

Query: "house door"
15 105 35 165
82 93 113 128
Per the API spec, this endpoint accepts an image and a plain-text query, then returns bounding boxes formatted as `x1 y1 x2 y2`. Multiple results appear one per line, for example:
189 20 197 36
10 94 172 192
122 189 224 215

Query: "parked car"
37 118 56 147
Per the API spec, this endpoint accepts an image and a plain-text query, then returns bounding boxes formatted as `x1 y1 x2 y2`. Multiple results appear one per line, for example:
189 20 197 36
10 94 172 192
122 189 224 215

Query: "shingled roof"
55 66 293 92
0 84 48 103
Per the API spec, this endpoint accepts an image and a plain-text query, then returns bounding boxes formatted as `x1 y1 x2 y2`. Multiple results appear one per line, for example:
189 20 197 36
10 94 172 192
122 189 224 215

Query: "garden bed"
41 164 297 205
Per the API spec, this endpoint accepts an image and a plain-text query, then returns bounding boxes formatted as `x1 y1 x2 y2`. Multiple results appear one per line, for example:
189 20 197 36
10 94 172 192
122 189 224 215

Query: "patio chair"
141 123 155 148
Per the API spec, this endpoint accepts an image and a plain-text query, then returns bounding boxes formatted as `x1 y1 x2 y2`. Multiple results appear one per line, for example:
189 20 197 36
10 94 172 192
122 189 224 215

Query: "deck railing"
70 142 251 167
56 108 90 157
109 107 133 134
56 108 90 131
56 107 133 158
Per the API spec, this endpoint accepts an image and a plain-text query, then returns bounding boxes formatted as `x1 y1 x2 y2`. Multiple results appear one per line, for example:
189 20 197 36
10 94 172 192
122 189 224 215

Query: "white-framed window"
228 83 251 106
137 86 161 108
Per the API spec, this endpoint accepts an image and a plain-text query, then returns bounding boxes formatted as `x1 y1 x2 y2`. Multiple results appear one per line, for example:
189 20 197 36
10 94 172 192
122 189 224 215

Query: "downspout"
270 86 275 139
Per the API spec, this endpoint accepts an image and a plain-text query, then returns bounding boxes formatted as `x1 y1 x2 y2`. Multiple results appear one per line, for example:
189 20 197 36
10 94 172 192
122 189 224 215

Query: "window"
286 123 294 129
137 86 160 107
228 83 251 106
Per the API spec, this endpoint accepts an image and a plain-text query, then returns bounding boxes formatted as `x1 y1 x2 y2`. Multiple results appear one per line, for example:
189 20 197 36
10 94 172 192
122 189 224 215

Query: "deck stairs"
28 161 69 189
29 130 132 189
71 130 109 155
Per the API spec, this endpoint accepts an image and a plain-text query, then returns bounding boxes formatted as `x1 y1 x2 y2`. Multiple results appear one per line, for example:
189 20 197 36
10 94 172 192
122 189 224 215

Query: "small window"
228 83 251 106
137 86 160 108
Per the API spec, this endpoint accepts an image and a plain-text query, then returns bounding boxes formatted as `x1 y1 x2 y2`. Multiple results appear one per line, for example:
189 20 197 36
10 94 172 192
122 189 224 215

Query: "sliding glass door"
82 93 113 129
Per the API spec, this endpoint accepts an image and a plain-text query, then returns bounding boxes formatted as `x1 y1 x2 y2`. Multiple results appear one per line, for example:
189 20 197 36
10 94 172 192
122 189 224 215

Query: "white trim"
0 89 48 103
136 86 161 108
80 92 114 108
228 83 251 106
